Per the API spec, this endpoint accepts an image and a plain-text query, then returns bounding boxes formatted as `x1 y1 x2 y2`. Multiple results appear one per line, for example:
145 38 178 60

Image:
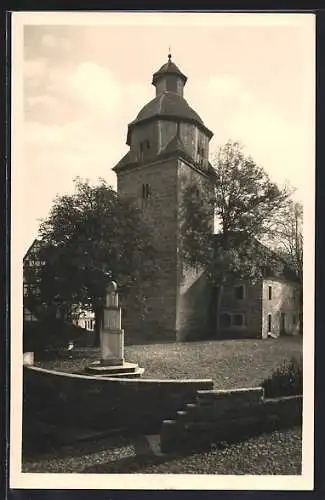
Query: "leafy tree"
180 140 290 336
37 177 159 345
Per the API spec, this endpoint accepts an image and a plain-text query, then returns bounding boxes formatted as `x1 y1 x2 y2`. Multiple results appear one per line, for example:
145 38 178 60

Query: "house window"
233 314 244 327
235 285 245 300
221 313 231 328
220 313 245 328
142 183 151 199
268 286 272 300
292 314 297 326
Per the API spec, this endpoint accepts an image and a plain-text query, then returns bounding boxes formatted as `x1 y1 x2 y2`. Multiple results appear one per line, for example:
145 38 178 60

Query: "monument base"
86 360 145 378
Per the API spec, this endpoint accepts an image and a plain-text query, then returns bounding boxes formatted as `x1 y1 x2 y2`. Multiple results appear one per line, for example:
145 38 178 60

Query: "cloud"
41 33 58 48
24 58 48 80
68 62 123 115
23 53 311 250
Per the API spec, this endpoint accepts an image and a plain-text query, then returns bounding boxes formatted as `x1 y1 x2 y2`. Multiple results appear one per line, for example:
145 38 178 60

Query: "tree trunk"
299 286 303 335
215 284 224 338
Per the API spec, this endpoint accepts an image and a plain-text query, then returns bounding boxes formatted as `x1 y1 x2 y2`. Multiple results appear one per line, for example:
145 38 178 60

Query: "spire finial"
168 47 171 61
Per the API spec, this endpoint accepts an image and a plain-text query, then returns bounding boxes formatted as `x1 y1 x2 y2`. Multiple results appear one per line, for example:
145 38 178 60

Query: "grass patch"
34 336 302 390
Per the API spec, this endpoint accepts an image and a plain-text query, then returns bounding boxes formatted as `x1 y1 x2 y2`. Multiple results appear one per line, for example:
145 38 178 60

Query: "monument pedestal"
100 328 124 366
86 361 144 378
86 281 144 378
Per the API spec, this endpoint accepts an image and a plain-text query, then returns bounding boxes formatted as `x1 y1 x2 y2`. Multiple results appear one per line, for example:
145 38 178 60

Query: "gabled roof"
212 232 299 283
24 238 42 261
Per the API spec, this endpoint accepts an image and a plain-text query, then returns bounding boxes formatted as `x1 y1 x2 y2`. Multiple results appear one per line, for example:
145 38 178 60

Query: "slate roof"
114 133 217 177
135 92 204 126
152 59 187 86
160 132 186 155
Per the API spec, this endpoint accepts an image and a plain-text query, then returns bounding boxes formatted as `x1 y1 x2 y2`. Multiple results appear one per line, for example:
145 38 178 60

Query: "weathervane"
168 46 172 60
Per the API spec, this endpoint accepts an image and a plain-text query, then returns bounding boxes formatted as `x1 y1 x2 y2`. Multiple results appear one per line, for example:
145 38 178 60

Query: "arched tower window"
142 183 151 199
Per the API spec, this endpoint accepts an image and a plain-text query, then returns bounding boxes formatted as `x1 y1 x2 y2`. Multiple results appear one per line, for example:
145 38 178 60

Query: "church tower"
113 54 215 341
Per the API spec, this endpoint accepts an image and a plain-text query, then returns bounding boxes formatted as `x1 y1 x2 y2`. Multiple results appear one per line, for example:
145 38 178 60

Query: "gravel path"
23 427 302 475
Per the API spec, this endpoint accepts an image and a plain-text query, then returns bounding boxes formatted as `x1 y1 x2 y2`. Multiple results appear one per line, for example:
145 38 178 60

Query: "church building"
113 54 215 341
113 54 301 342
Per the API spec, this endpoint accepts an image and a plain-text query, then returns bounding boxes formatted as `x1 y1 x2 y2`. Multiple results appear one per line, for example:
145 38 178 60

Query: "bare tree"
266 200 303 283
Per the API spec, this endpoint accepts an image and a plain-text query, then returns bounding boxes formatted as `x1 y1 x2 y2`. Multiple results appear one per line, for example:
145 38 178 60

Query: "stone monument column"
87 280 144 378
100 281 124 366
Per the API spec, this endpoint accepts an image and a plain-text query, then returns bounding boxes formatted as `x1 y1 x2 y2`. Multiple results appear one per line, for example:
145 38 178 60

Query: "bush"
23 318 93 354
262 355 303 398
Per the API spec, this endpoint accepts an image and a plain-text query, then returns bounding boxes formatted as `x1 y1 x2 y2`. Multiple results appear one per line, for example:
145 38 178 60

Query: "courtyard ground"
36 336 302 390
22 426 302 474
24 336 303 474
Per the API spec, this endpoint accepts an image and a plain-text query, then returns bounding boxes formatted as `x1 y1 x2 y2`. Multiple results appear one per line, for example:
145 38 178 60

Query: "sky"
19 13 315 252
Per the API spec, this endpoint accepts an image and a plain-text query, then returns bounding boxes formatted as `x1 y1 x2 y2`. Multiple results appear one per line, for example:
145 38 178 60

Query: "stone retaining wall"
160 387 302 453
23 366 213 434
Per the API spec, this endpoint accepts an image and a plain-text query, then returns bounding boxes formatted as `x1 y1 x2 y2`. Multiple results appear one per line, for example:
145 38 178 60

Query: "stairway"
160 387 266 453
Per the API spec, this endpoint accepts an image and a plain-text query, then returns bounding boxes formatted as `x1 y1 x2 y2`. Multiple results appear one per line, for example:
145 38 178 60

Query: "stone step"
196 387 264 406
183 401 262 421
160 419 211 453
176 410 188 420
86 361 140 375
182 415 258 432
160 419 189 453
96 368 145 379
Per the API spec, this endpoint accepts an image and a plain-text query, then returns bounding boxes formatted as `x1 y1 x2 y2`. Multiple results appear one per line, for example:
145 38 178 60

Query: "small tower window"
235 285 245 300
166 75 177 92
140 140 150 150
142 183 151 199
268 286 272 300
140 140 150 159
197 145 205 158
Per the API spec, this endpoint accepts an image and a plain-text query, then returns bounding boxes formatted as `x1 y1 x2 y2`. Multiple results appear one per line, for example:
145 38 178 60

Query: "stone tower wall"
117 158 179 341
176 160 215 340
